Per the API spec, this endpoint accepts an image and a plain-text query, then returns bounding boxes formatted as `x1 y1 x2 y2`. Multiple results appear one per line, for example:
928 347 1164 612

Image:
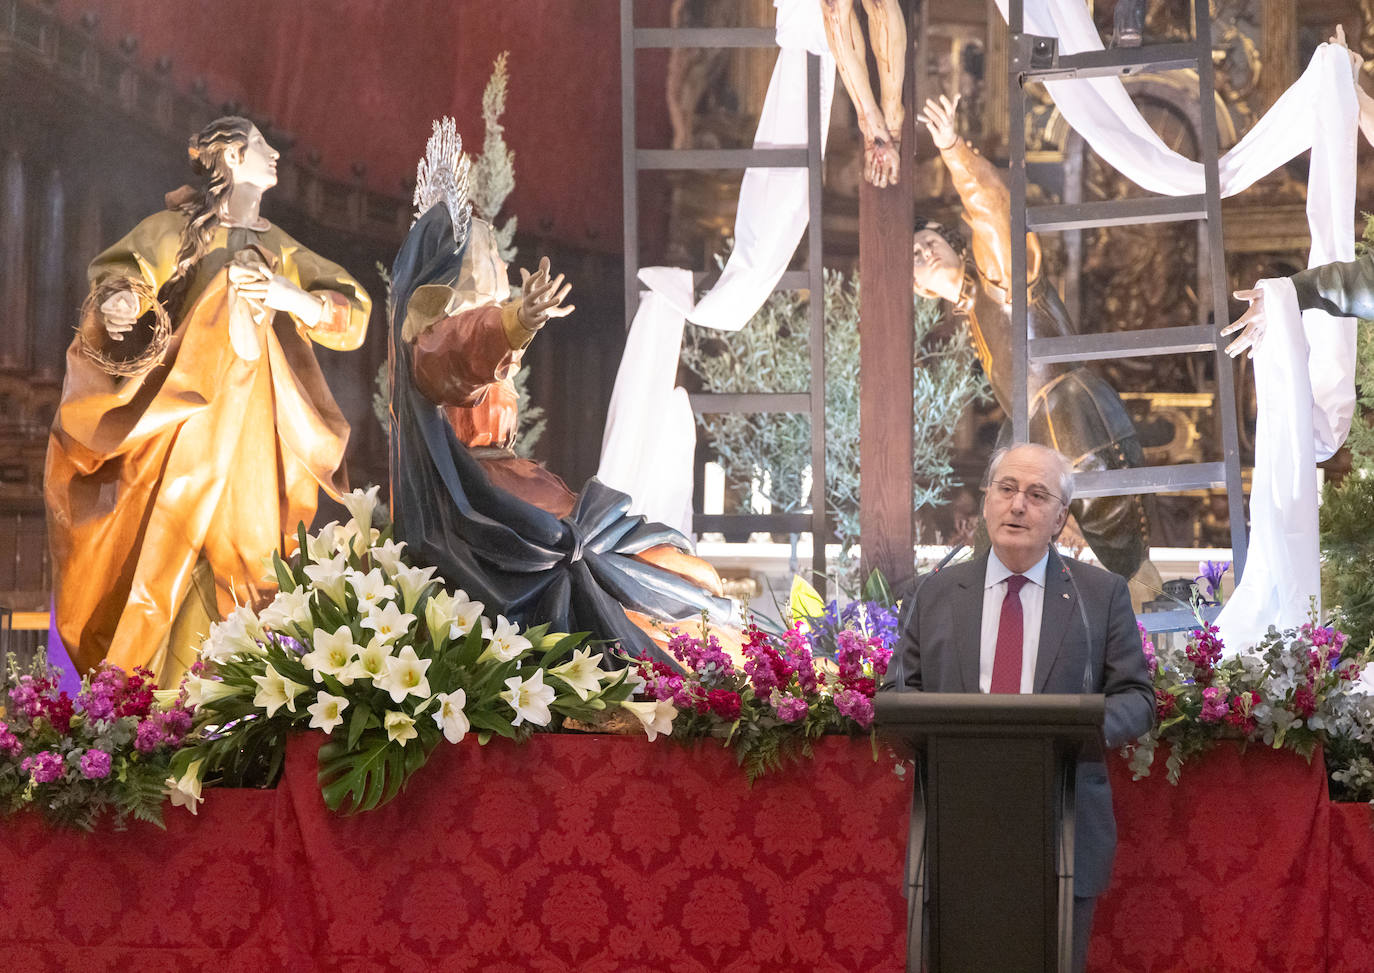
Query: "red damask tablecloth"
2 737 1373 972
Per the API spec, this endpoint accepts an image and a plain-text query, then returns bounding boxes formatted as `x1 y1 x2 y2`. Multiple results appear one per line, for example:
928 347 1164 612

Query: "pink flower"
79 748 112 780
772 694 809 724
0 722 21 758
836 689 875 729
21 750 65 784
1199 687 1228 723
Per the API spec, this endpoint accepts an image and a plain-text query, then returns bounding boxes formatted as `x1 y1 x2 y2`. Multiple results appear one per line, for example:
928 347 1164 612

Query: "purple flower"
1199 686 1228 723
835 689 875 729
21 750 65 784
79 748 112 780
0 723 21 758
134 719 164 754
1195 560 1231 603
772 694 809 724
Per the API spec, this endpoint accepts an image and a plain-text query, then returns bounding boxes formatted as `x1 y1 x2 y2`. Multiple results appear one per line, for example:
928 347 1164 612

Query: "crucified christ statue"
821 0 906 188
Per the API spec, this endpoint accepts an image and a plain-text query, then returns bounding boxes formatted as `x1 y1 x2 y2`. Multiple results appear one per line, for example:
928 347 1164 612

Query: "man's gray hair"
983 443 1075 505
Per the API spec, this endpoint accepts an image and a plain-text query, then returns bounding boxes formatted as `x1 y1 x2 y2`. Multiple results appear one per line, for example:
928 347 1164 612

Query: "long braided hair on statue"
160 115 255 317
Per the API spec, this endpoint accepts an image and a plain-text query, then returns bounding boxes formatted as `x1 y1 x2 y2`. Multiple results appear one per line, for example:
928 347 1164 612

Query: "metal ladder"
1004 0 1249 606
621 3 829 582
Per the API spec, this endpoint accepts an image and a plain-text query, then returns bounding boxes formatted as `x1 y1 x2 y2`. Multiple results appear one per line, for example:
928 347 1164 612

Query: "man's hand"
917 94 960 151
517 256 574 332
99 289 141 341
1221 287 1266 359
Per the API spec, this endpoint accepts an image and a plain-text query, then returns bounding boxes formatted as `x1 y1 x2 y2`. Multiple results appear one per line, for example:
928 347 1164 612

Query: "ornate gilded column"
33 168 67 378
0 151 29 370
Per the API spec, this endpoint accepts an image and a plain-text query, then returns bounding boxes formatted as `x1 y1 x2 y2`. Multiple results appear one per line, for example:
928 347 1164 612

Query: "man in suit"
895 442 1155 973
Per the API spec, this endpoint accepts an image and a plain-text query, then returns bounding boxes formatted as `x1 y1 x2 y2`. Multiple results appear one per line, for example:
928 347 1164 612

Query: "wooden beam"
859 0 918 591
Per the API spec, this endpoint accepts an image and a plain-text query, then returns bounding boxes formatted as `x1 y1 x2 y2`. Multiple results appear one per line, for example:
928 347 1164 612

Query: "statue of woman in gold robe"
45 116 371 684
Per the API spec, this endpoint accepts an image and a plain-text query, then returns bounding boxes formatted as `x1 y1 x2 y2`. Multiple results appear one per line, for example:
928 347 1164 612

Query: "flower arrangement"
631 609 892 783
167 487 636 814
1124 609 1374 787
0 655 195 829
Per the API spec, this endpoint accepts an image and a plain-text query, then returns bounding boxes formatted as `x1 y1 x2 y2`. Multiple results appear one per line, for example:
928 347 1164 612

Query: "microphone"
1059 555 1096 694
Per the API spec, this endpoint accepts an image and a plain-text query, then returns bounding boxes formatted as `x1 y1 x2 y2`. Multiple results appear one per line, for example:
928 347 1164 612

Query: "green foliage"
680 269 989 556
1320 213 1374 654
469 50 518 263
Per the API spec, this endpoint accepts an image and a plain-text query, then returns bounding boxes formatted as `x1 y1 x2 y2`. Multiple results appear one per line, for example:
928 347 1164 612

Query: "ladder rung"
1073 462 1227 498
694 513 814 534
1028 195 1208 231
1138 603 1221 634
1029 325 1217 364
690 392 812 414
637 148 809 170
635 27 778 49
1020 41 1201 81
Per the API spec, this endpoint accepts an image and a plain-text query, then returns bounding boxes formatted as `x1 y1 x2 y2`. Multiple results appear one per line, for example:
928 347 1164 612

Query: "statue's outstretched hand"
517 256 574 332
917 94 960 151
99 289 140 341
1221 287 1266 359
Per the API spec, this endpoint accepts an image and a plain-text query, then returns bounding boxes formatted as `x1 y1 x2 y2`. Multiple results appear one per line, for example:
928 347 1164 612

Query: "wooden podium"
875 692 1106 973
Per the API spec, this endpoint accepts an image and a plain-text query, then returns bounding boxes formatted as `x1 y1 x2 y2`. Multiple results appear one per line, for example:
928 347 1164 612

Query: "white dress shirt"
978 549 1049 693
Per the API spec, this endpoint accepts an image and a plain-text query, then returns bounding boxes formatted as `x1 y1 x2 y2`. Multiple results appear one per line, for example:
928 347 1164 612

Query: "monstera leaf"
317 732 431 814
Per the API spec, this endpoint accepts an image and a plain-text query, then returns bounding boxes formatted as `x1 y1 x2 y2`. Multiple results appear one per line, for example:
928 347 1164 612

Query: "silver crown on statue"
413 116 473 250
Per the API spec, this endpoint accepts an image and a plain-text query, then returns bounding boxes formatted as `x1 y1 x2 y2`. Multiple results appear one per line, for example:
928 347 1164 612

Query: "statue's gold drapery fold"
46 210 370 680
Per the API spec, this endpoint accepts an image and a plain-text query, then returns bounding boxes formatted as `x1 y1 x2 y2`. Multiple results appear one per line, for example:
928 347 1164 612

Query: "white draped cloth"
992 0 1359 650
597 0 836 526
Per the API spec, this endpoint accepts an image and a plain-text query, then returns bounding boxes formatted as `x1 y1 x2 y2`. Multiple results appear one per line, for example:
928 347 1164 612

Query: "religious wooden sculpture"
45 116 371 684
821 0 906 188
388 120 737 666
913 95 1155 582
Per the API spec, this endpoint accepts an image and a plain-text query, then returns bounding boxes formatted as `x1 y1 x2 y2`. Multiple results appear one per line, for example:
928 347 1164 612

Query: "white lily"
165 759 205 815
340 484 381 537
259 587 314 636
501 670 555 727
548 647 606 701
384 709 418 744
378 645 432 704
251 666 308 717
305 521 342 562
180 676 243 709
432 689 470 744
479 614 533 663
199 609 264 664
303 552 351 606
307 692 349 734
301 625 360 685
371 538 408 577
348 636 393 682
621 699 678 742
361 601 416 644
337 520 381 558
392 564 438 612
447 592 487 641
345 567 396 612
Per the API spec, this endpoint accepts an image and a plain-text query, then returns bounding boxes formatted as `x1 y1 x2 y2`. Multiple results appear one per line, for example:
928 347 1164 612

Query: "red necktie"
990 574 1029 693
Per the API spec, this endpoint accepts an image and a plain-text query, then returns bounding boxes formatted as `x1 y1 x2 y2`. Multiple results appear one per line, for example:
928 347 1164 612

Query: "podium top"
874 691 1105 738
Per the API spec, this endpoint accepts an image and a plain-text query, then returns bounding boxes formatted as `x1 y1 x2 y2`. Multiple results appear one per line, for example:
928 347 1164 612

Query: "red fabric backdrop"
3 738 1374 971
57 0 675 253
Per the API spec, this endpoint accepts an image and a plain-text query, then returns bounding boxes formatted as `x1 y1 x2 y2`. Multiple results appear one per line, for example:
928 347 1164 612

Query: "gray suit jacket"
894 549 1155 897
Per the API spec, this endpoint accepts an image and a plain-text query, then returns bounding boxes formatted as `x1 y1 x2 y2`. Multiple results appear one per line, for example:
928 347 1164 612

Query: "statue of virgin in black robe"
388 202 733 665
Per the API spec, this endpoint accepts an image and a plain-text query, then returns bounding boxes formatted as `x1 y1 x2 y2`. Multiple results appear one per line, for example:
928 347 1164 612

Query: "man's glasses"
988 479 1065 509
